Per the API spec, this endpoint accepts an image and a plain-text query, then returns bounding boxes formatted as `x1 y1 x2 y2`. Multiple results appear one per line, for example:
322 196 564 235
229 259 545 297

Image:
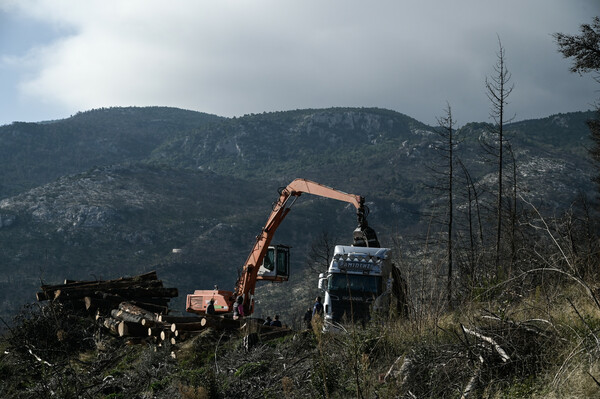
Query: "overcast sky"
0 1 598 127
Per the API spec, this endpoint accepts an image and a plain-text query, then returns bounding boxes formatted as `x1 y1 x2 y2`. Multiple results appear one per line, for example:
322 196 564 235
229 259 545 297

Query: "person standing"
312 296 323 318
303 307 312 329
233 296 244 319
206 298 216 315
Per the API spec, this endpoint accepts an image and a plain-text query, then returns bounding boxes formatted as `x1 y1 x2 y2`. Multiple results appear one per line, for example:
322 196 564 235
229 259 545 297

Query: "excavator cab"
257 245 290 282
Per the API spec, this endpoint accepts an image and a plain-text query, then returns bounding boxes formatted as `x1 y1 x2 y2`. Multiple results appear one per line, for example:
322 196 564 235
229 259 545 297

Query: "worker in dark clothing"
206 298 216 315
270 315 282 327
313 296 323 317
303 307 312 329
263 316 272 326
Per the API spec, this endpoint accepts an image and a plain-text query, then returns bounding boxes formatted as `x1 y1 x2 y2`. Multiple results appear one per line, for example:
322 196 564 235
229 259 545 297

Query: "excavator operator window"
258 245 290 281
276 246 289 276
263 249 275 271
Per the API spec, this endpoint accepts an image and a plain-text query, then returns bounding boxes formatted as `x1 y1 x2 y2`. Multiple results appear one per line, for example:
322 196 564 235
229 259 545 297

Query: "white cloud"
0 0 598 125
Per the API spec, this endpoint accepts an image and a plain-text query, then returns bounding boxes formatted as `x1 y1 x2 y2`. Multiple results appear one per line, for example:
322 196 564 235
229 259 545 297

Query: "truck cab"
319 245 392 330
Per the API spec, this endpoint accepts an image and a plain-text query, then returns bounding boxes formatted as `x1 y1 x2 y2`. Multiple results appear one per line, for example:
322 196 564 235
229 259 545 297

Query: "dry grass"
178 384 210 399
358 276 600 398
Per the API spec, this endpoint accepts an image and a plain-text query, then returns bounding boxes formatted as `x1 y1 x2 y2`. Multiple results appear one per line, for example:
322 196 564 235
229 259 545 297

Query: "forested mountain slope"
0 107 595 324
0 107 223 198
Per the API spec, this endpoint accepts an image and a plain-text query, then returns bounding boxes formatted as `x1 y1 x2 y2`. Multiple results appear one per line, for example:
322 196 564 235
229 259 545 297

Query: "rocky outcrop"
0 213 16 228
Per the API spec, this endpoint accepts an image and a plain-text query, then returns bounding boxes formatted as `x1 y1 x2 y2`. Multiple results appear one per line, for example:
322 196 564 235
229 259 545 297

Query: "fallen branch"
27 347 53 367
383 355 413 384
461 325 510 362
479 315 553 340
383 355 404 382
460 355 484 399
587 371 600 388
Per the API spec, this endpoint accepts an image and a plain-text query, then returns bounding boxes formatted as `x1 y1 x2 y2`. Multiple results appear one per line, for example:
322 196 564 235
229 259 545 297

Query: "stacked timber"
165 315 293 345
143 314 248 345
37 271 178 341
36 271 294 346
36 271 175 308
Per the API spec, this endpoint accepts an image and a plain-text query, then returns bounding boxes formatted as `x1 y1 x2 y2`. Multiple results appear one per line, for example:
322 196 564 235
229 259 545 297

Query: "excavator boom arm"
235 179 369 314
185 178 378 316
286 179 363 210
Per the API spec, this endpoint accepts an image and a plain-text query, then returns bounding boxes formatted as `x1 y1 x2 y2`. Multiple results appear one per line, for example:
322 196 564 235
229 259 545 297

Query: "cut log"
141 318 156 327
84 296 116 313
102 317 120 335
148 327 164 337
126 300 168 314
110 309 149 325
118 320 148 337
41 271 159 291
160 330 173 341
54 286 177 301
118 302 157 321
128 301 169 314
97 292 170 313
120 287 178 298
157 315 203 324
35 271 177 318
83 292 169 314
171 322 205 333
40 272 163 300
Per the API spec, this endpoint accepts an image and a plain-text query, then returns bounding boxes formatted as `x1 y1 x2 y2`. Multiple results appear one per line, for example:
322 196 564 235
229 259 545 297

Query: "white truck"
318 245 394 330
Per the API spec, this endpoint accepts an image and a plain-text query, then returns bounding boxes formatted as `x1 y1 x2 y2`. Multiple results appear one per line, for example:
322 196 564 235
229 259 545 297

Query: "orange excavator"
185 178 379 316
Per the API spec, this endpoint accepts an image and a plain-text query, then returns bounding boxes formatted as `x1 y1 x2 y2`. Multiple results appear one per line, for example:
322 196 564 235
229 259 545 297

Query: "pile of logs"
146 314 246 345
36 271 292 347
36 270 176 312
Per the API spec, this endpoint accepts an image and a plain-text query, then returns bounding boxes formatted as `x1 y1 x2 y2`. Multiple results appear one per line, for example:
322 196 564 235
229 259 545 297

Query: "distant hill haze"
0 106 594 323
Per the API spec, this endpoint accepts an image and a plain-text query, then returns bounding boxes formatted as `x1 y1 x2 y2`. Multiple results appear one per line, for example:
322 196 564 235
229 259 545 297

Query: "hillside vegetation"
0 106 599 397
1 238 599 398
0 107 594 325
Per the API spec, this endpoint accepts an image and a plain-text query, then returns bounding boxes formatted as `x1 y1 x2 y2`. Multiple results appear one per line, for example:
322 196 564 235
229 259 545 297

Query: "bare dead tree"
483 37 514 279
435 103 458 307
306 231 338 274
424 103 461 308
457 158 485 297
506 141 518 278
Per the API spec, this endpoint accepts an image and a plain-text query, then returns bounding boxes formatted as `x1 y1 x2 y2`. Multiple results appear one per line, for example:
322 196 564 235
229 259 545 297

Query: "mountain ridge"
0 106 595 323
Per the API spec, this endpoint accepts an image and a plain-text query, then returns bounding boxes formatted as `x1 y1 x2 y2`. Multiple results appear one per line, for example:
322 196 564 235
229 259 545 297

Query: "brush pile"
383 311 558 398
